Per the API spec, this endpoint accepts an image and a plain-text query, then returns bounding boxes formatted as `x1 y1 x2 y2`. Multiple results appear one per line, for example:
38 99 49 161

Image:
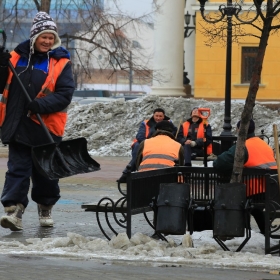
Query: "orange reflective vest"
131 119 173 147
182 121 212 155
244 137 277 196
138 135 181 172
0 51 69 137
131 120 150 147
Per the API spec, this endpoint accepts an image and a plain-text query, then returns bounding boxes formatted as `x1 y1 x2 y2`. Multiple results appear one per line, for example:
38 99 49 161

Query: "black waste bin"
155 182 190 235
213 183 246 237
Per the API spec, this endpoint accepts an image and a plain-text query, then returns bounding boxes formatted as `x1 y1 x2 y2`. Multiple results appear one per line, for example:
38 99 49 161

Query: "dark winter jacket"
0 40 75 146
135 115 177 144
177 117 212 146
212 133 254 172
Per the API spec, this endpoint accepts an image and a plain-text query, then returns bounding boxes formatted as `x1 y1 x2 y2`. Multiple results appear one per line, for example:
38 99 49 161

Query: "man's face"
153 112 165 123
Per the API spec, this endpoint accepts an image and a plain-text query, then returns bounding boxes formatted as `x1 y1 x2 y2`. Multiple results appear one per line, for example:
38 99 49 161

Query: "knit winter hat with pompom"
30 11 61 52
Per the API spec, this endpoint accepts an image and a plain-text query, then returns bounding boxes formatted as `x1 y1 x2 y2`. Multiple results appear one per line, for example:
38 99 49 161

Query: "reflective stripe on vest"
131 119 173 147
182 121 212 154
0 51 70 137
138 135 181 172
244 137 277 196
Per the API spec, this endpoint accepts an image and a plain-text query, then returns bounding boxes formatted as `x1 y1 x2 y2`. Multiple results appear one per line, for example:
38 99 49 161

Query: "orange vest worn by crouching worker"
244 137 277 196
182 121 212 155
0 51 70 137
138 135 182 172
131 119 173 148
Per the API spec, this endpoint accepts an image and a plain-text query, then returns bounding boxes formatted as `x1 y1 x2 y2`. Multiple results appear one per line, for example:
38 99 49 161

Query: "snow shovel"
0 29 100 179
7 61 100 180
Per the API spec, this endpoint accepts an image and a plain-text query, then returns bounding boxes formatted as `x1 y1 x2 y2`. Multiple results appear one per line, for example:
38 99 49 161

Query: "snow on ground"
0 230 279 271
64 95 280 157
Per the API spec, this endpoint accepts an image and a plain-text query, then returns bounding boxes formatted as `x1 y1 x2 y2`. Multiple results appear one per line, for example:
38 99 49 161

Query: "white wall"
184 0 196 95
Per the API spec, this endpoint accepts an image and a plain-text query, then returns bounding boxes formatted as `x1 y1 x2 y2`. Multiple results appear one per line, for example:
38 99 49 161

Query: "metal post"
221 0 233 136
129 51 133 91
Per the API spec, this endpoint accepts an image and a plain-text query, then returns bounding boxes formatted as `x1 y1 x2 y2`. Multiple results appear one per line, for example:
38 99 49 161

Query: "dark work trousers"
123 141 140 173
247 193 266 234
183 144 204 165
1 142 60 208
184 144 192 165
250 208 265 234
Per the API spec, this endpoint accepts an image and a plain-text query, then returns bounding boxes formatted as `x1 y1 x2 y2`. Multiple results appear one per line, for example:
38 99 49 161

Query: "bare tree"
200 0 280 182
0 0 164 87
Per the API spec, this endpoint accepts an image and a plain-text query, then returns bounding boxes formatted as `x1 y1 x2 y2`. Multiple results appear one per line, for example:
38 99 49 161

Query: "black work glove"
0 52 11 67
27 100 40 113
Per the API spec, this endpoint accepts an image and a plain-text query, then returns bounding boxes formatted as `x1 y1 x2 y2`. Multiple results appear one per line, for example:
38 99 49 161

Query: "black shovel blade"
32 137 100 180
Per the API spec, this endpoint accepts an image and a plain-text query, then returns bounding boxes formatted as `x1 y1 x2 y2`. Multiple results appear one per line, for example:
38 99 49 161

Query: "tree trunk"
41 0 51 13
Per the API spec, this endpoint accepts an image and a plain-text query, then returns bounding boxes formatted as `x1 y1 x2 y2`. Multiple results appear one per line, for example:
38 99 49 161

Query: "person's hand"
185 139 196 147
0 52 11 67
190 141 197 147
27 100 40 114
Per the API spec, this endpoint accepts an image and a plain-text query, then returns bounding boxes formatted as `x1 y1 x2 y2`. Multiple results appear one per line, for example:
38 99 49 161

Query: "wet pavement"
0 152 135 242
2 253 280 280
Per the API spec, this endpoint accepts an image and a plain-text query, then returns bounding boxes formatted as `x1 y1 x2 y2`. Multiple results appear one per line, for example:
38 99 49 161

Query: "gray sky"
105 0 153 16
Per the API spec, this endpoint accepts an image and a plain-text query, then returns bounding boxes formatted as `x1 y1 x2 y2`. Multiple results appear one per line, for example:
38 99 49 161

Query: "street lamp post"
197 0 261 139
184 11 196 38
184 10 196 96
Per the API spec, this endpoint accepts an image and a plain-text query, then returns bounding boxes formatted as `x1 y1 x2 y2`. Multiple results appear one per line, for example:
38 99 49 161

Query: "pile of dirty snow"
64 95 280 156
0 230 279 271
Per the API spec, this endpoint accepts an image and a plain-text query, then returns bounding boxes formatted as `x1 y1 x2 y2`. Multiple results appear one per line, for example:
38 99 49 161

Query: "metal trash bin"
156 182 190 235
213 183 246 237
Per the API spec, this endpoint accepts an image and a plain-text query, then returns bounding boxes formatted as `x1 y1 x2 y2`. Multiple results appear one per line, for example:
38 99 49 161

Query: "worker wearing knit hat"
30 11 61 51
155 120 174 133
0 11 75 232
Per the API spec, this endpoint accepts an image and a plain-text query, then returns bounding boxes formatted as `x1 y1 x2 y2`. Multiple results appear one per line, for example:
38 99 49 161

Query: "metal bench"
82 166 280 254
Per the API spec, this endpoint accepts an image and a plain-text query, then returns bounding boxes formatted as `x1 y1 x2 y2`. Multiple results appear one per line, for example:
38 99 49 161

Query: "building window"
241 47 258 83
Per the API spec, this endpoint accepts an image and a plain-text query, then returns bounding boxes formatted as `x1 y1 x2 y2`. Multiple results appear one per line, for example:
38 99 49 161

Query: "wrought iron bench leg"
143 211 168 242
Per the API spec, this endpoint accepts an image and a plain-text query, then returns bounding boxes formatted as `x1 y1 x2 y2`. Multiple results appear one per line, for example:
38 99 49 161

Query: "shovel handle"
7 60 55 144
175 119 182 139
273 124 280 191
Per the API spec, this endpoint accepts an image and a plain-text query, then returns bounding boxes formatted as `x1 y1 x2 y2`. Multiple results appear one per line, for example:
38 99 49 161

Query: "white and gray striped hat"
30 11 61 51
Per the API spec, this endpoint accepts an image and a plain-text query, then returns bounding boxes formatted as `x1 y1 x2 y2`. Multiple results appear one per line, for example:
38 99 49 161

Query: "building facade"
188 0 280 101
